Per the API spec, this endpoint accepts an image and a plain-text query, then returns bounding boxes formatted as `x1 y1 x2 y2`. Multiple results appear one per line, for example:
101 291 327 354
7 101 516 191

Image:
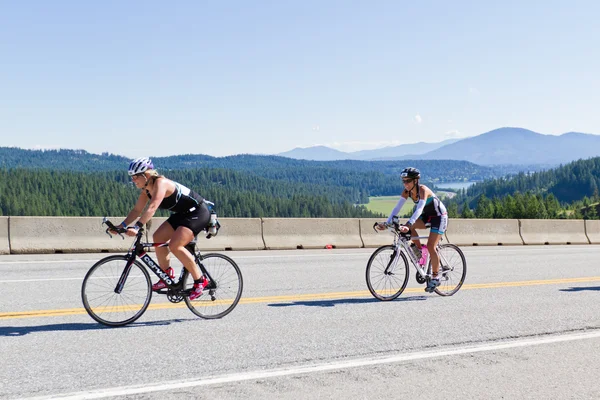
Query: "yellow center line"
2 276 599 320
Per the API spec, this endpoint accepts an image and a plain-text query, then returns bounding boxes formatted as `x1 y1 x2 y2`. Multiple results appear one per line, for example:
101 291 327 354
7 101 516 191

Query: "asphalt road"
1 245 599 399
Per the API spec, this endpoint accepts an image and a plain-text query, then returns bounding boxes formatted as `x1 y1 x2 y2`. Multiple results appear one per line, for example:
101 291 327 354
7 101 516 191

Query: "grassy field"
364 191 454 218
363 195 414 218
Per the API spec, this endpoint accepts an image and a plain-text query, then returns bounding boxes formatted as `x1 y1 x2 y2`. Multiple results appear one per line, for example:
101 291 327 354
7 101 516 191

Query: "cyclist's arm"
122 191 150 226
386 192 408 224
137 178 169 225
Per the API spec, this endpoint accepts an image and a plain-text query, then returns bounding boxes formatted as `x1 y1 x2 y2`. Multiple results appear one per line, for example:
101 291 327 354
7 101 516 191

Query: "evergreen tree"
492 197 506 219
523 193 541 219
570 203 584 219
461 202 475 218
503 194 516 219
544 194 561 219
513 193 526 219
475 194 494 219
447 202 459 218
583 204 598 220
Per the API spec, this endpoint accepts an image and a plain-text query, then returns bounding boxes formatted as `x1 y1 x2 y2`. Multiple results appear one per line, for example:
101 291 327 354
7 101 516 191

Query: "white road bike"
366 219 467 300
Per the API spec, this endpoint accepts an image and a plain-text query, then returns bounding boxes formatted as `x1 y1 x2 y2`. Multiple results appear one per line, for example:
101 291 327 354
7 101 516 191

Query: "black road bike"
81 219 243 326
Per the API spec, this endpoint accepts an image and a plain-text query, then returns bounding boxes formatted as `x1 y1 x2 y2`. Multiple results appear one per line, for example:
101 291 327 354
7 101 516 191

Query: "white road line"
22 329 600 400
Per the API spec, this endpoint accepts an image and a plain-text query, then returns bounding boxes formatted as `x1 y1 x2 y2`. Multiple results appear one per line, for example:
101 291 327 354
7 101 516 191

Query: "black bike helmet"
400 167 420 180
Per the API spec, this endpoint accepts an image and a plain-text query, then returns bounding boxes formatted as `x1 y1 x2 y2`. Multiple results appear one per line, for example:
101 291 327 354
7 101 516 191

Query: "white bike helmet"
128 157 154 176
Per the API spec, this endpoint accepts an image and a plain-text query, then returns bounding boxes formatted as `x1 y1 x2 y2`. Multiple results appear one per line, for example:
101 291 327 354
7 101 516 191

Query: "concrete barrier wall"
520 219 589 245
359 218 394 248
262 218 362 249
2 217 597 254
146 217 265 251
445 219 523 246
585 220 600 244
0 217 9 254
9 217 132 254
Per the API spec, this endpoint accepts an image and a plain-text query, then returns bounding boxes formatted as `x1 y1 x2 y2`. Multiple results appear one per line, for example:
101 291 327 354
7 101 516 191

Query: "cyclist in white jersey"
376 167 448 292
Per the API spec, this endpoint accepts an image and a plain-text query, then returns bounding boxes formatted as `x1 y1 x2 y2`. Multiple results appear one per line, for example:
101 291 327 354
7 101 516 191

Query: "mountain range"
277 128 600 166
278 139 460 161
353 139 462 160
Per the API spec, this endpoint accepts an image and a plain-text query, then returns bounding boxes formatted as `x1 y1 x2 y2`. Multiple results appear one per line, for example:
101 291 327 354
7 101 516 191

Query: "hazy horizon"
5 126 600 159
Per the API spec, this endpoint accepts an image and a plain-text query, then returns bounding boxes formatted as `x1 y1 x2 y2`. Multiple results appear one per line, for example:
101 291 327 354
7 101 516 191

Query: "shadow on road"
560 286 600 292
0 318 198 336
269 295 428 308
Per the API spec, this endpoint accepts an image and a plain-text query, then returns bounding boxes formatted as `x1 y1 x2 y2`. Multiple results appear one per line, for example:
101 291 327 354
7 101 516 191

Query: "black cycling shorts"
419 213 448 235
166 201 210 236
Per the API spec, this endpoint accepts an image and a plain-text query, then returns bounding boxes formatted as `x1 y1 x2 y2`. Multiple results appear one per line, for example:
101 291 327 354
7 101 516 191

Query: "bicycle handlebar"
372 220 412 240
102 218 144 240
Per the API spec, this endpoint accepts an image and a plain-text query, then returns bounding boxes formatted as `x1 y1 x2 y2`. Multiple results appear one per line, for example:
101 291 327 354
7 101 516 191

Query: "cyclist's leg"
427 231 443 276
427 214 447 276
153 220 175 272
170 205 211 297
410 218 427 248
425 214 448 292
169 226 202 280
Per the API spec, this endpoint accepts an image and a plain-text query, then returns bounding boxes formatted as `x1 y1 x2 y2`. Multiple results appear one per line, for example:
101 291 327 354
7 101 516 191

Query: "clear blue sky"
1 1 599 157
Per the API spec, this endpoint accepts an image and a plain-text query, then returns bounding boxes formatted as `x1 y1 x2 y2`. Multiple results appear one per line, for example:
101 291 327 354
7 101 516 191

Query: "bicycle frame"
391 233 432 279
379 218 451 279
114 229 216 294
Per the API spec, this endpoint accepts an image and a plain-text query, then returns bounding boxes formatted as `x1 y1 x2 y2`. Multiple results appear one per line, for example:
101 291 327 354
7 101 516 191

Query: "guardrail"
0 216 596 254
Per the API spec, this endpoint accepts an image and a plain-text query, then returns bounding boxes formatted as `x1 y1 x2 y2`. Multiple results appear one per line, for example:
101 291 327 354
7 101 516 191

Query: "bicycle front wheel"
366 245 410 301
433 244 467 296
184 253 243 319
81 255 152 327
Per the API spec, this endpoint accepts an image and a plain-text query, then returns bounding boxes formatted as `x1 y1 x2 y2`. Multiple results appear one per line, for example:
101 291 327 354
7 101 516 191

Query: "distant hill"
0 147 500 202
278 128 600 166
0 147 503 217
4 146 598 216
0 147 129 171
412 128 600 165
277 146 350 161
0 147 497 181
451 156 600 204
277 139 461 161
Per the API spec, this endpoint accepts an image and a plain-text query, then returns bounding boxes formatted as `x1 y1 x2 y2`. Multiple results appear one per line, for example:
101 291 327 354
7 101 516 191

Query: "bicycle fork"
115 256 136 294
384 246 402 275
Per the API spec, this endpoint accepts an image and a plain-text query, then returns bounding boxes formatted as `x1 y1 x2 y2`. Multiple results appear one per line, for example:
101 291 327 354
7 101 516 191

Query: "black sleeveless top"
146 179 204 213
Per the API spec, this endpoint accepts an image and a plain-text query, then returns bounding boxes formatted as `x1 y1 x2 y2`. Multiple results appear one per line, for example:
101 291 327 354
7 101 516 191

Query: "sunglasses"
402 179 414 183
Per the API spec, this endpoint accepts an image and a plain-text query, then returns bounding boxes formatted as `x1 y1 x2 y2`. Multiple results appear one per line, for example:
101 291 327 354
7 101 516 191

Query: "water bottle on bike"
410 242 422 261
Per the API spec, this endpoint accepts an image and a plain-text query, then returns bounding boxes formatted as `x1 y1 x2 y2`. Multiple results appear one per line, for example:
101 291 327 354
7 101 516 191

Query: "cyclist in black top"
113 157 211 300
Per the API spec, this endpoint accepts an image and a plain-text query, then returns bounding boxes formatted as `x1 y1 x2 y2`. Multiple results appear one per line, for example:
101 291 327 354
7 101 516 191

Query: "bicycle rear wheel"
184 253 243 319
433 244 467 296
81 255 152 326
365 245 410 301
